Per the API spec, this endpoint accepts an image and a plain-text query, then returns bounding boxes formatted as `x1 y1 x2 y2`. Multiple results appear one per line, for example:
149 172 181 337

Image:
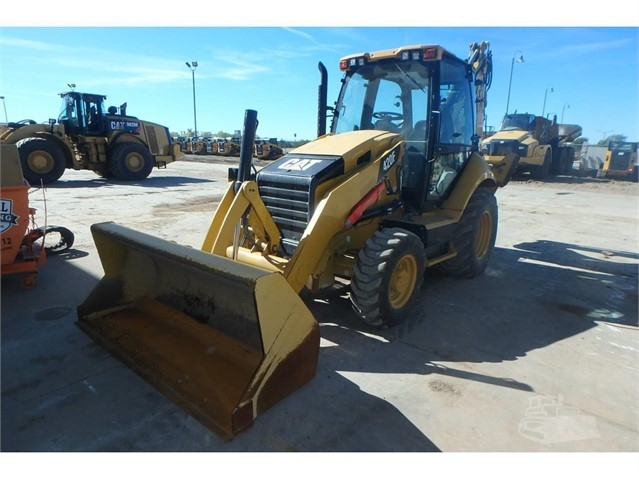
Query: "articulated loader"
0 91 182 185
77 41 517 439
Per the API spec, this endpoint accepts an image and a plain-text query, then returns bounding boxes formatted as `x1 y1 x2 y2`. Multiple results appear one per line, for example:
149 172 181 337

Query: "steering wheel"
373 111 404 123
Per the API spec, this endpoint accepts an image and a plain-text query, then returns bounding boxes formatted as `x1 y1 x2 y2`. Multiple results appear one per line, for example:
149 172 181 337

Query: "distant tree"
216 130 233 138
597 134 627 146
279 139 310 149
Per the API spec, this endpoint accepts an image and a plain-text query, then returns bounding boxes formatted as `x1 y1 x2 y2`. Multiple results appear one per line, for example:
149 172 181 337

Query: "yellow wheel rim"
475 210 493 260
388 255 418 309
27 151 54 173
125 152 144 172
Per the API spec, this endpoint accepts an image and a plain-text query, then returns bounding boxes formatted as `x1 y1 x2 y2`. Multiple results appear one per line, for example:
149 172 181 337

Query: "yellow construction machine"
254 137 284 160
0 92 182 185
481 113 581 179
601 141 638 181
77 41 517 439
217 137 241 156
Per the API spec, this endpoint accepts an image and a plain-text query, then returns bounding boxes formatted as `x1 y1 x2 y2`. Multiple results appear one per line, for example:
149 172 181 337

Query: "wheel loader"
0 92 183 185
77 41 518 439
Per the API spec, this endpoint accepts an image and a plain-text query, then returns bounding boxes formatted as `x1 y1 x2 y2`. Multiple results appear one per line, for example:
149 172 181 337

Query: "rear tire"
350 228 425 328
108 142 154 180
438 188 498 278
16 137 66 185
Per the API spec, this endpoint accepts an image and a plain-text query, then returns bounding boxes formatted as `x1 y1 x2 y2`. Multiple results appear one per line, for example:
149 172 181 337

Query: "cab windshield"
58 94 79 128
332 61 430 146
332 57 474 152
500 113 535 131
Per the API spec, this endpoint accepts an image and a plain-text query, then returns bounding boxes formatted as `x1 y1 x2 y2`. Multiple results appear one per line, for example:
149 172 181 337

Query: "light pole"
541 87 554 118
186 61 198 138
0 96 7 123
600 129 613 141
561 104 570 123
505 51 524 117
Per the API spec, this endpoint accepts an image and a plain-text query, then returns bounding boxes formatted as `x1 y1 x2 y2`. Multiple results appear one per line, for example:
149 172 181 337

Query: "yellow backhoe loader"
77 41 517 439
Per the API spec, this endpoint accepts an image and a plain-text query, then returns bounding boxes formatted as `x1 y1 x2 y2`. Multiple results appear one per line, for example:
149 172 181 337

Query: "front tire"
108 142 154 181
532 149 551 180
438 188 498 278
16 137 66 185
350 228 425 328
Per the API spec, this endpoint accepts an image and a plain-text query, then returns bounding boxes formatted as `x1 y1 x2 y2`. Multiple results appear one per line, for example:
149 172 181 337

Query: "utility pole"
0 96 7 123
186 61 198 138
541 87 554 118
600 130 613 141
505 51 524 118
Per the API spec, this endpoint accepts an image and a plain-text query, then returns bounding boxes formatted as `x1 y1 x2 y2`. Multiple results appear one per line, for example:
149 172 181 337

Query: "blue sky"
1 3 637 144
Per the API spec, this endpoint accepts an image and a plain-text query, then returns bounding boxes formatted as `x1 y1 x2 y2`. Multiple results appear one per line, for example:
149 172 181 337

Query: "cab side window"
439 59 473 147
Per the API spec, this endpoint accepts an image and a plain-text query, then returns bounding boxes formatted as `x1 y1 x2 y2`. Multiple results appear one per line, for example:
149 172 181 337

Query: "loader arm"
202 180 283 260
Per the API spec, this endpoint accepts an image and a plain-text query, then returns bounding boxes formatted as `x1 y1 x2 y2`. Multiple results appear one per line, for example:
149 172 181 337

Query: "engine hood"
290 130 401 171
485 129 531 143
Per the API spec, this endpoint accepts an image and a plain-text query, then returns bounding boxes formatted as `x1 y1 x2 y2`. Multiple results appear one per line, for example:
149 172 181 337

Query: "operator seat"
406 120 427 144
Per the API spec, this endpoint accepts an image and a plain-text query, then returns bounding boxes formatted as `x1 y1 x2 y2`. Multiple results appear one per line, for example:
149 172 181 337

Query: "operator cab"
57 92 109 136
330 45 477 212
500 113 536 132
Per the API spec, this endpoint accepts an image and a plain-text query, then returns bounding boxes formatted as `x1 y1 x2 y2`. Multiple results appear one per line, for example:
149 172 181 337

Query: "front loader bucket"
77 222 320 439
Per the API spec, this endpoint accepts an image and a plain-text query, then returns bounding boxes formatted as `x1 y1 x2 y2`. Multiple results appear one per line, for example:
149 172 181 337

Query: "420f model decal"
379 145 401 180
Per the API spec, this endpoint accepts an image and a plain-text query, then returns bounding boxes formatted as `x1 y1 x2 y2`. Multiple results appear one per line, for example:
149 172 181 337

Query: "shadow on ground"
44 175 213 190
2 238 636 451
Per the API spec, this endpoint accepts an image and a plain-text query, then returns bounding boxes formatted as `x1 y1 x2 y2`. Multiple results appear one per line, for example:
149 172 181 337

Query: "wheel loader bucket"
77 222 320 439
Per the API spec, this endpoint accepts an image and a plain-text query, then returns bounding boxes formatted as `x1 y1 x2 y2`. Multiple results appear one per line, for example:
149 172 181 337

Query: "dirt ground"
1 156 637 474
